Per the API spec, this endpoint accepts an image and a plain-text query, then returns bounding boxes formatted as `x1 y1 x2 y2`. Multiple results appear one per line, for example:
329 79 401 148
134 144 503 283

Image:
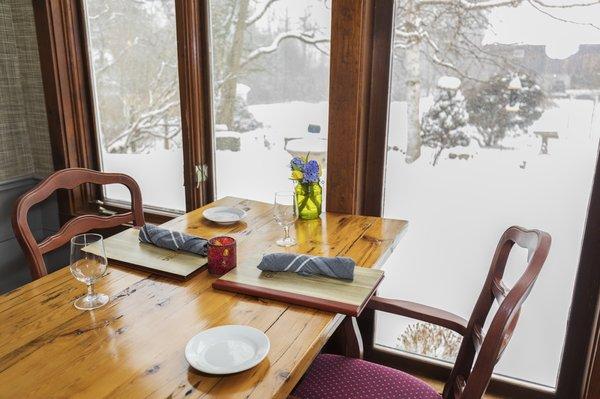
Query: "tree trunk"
404 0 422 163
217 0 250 129
163 124 170 150
405 41 422 163
432 146 443 166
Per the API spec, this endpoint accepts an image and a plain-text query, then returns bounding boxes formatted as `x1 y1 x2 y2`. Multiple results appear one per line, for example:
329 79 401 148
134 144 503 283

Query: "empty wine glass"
274 191 298 247
70 233 109 310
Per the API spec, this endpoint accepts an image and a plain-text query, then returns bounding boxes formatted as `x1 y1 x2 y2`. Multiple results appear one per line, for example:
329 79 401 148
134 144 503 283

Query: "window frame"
34 0 213 223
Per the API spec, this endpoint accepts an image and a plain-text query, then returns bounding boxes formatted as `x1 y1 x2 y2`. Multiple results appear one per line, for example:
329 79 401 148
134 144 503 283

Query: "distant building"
482 44 600 94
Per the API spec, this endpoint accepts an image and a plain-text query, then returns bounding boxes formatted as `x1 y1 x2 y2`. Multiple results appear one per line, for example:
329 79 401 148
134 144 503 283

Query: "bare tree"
212 0 330 130
395 0 600 163
86 0 182 153
87 0 330 153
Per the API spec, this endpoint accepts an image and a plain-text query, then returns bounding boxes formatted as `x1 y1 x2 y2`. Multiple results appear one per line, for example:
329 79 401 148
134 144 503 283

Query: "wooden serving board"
88 228 207 279
212 257 384 316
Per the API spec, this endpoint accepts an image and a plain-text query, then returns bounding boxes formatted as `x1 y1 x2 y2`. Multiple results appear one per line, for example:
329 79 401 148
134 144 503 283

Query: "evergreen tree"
465 73 546 148
421 80 469 165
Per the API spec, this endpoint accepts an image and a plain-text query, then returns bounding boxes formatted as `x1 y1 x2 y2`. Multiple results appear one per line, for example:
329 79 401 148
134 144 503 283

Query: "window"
83 0 186 212
207 0 331 203
377 0 600 389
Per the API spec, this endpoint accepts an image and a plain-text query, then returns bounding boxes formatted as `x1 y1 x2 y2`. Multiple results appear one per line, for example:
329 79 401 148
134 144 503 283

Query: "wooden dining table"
0 197 408 398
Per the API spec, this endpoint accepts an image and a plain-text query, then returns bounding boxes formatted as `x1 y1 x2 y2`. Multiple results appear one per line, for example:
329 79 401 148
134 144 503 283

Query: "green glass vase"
295 182 322 220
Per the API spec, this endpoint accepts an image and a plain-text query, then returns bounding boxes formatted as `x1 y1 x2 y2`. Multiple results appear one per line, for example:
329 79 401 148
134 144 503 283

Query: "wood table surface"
0 197 408 399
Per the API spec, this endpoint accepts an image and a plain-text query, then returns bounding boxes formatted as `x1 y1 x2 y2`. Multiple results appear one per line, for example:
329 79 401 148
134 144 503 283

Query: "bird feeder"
506 75 522 112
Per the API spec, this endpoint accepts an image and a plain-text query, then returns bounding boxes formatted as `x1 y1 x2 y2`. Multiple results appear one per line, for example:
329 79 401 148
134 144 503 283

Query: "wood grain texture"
214 265 384 316
326 0 374 214
0 197 407 399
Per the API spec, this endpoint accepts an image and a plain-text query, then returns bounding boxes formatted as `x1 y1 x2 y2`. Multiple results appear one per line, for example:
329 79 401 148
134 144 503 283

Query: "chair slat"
12 168 144 279
443 227 551 399
491 277 509 304
38 212 135 254
472 323 484 354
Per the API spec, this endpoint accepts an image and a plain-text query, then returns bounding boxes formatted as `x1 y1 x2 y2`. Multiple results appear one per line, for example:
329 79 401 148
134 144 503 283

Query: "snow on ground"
214 101 329 203
101 149 186 211
379 98 600 387
99 97 599 387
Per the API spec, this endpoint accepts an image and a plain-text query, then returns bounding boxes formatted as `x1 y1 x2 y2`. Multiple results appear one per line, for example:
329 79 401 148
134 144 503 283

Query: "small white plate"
202 206 246 225
185 325 270 374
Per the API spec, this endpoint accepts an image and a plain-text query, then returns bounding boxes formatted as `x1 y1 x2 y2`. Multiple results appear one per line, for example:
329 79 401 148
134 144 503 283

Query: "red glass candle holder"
207 236 237 275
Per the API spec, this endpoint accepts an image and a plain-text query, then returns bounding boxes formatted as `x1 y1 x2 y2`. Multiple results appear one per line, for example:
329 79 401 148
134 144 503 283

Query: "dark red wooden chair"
12 168 144 280
293 226 551 399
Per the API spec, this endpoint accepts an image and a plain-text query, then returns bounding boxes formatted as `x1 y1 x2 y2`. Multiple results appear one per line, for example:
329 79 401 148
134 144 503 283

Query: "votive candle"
207 236 237 275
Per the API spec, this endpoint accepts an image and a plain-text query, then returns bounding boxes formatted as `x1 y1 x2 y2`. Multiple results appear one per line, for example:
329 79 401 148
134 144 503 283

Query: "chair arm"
367 296 468 336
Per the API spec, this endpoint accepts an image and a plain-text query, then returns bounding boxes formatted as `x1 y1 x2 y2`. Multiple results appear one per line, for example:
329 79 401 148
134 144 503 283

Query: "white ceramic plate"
202 206 246 225
185 325 270 374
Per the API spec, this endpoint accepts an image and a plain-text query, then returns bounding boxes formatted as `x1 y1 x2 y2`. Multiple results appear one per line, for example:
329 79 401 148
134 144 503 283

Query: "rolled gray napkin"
138 224 208 256
257 253 355 280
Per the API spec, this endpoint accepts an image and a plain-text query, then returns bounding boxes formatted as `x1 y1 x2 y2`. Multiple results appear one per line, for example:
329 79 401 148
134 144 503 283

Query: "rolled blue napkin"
257 253 355 280
138 224 208 256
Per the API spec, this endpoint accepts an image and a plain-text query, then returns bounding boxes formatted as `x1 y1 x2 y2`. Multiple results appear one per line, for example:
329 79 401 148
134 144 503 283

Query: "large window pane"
83 0 185 212
208 0 331 203
378 1 600 388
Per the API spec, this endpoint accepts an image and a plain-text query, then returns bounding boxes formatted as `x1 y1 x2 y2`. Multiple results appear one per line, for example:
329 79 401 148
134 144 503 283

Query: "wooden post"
326 0 375 214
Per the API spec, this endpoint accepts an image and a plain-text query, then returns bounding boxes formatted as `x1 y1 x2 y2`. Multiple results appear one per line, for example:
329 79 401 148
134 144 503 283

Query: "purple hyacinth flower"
302 160 320 183
290 157 304 171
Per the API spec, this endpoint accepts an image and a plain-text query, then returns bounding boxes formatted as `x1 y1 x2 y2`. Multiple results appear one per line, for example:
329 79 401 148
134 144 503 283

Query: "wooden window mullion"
174 0 215 212
33 0 98 222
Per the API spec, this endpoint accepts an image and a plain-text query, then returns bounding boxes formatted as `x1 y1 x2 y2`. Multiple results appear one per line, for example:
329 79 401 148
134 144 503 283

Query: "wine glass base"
276 237 296 247
74 293 109 310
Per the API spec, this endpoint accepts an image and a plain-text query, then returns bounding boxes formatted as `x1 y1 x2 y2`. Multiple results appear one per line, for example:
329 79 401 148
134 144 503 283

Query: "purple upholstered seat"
293 354 442 399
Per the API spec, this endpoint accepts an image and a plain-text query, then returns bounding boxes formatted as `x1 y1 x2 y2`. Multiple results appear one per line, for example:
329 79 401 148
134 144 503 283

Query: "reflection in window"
378 0 600 388
209 0 331 202
83 0 185 211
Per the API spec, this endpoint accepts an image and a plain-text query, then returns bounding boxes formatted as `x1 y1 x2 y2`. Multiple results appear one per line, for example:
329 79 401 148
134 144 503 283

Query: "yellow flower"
291 170 304 180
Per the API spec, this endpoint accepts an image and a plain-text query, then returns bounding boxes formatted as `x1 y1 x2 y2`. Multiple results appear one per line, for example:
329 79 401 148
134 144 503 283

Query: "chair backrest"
12 168 145 280
443 226 551 399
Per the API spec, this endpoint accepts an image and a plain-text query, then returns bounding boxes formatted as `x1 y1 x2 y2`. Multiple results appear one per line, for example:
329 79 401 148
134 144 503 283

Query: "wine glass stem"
87 283 95 299
283 225 290 241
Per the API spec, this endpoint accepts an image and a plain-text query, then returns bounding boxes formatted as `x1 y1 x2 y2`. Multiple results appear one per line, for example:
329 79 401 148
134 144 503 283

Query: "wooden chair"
12 168 144 280
293 226 551 399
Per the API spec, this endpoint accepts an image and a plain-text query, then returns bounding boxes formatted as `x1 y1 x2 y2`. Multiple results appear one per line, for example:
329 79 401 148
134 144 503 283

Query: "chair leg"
341 316 364 359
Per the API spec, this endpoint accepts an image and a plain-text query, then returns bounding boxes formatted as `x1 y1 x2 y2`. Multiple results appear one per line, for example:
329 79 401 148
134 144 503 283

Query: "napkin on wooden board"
257 253 355 280
138 224 208 256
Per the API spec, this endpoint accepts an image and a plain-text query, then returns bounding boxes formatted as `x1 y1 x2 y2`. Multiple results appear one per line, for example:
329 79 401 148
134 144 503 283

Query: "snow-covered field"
214 101 329 203
100 149 186 211
379 98 600 387
99 98 599 387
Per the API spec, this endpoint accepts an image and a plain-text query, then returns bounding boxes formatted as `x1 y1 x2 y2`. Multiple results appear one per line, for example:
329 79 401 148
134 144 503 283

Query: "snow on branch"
395 28 423 42
528 0 600 30
533 0 600 7
246 0 279 26
241 31 330 67
417 0 598 9
416 0 522 9
420 31 487 82
107 82 180 149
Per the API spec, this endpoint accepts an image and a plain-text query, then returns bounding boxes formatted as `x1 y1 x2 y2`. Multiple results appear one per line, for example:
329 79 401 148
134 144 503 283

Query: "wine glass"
70 233 109 310
274 191 298 247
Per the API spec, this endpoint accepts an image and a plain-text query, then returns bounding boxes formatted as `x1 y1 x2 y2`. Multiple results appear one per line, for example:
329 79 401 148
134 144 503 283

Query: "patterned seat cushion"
293 354 443 399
